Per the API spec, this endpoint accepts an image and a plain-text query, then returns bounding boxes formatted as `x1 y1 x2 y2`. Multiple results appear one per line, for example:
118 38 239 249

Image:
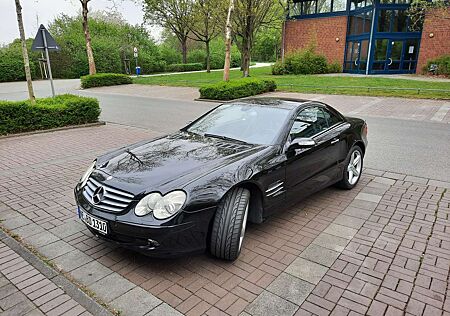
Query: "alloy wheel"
238 201 250 251
347 150 362 185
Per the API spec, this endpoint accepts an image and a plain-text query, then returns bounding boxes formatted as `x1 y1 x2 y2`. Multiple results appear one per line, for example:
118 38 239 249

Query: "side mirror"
287 137 316 154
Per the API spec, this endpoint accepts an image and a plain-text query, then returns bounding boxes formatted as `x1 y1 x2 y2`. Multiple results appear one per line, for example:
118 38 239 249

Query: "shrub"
209 39 242 69
424 55 450 76
80 73 132 89
199 78 276 100
187 49 207 67
284 50 328 75
0 94 100 135
140 52 166 74
271 48 341 76
159 44 182 65
272 60 288 75
327 61 342 73
166 63 203 72
0 39 40 82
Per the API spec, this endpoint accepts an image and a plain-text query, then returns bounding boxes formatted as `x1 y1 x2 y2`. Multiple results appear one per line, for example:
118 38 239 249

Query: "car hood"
95 132 267 195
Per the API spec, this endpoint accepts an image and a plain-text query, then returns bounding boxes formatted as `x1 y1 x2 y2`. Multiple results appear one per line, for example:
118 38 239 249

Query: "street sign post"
133 47 139 76
32 24 59 97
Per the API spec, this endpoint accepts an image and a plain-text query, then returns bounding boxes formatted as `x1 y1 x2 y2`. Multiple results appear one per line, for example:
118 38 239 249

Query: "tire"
210 187 250 261
337 145 363 190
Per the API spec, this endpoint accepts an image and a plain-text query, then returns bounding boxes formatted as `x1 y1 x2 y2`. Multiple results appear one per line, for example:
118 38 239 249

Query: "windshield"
187 103 291 145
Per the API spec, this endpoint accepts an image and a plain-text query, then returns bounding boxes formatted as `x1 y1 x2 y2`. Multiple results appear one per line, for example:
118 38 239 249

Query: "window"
378 9 417 33
290 107 330 139
317 0 332 13
333 0 346 11
187 103 291 145
392 10 408 32
322 108 343 126
348 11 372 36
364 11 372 33
302 0 316 14
289 1 302 17
374 39 388 61
378 10 392 32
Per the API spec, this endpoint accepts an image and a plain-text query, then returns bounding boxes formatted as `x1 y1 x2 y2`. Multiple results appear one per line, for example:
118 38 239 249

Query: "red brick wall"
283 16 348 65
416 8 450 74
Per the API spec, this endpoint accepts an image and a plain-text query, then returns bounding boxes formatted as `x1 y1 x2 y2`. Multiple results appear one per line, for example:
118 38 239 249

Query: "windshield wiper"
204 133 249 145
126 148 143 165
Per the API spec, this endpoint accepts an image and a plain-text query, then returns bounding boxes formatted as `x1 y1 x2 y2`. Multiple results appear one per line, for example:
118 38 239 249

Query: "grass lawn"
133 66 450 99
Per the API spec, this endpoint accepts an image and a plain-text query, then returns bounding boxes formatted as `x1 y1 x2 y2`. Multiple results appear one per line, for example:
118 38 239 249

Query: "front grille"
83 177 134 213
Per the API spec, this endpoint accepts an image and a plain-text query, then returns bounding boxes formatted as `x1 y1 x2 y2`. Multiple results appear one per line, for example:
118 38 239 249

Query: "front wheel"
210 187 250 261
337 145 363 189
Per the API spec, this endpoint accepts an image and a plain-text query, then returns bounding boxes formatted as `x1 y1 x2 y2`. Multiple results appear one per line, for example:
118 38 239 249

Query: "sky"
0 0 151 45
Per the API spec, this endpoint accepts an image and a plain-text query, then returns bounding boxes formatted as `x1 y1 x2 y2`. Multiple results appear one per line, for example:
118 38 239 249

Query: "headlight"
135 191 186 219
80 161 96 187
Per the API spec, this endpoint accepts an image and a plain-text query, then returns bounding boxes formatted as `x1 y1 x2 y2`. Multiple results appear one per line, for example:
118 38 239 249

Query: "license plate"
79 208 108 235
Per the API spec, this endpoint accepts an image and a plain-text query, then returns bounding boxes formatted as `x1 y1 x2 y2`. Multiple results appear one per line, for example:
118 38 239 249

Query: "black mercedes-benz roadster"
75 98 367 260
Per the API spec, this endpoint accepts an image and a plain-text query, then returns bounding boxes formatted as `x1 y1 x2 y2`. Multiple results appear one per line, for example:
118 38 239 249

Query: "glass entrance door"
371 38 419 73
387 40 403 71
344 39 369 73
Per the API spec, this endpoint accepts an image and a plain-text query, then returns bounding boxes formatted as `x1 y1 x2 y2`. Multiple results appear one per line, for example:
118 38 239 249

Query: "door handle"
331 138 339 144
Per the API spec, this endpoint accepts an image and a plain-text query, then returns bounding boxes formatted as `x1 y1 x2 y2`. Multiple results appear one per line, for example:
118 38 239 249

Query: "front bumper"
75 190 216 257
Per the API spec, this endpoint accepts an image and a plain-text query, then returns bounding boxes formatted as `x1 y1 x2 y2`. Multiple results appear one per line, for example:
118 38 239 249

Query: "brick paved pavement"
0 239 92 316
0 124 449 315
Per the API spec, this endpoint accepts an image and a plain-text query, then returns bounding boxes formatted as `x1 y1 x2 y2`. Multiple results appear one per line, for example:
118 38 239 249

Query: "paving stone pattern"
0 124 449 315
0 240 91 316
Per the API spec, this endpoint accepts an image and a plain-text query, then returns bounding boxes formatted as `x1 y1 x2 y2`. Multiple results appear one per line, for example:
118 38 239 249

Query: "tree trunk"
242 5 252 77
223 0 234 81
181 38 188 64
15 0 35 104
241 35 252 77
205 40 211 73
81 0 96 75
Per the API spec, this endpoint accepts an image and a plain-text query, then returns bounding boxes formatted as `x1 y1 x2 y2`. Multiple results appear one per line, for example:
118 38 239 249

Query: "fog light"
147 239 160 248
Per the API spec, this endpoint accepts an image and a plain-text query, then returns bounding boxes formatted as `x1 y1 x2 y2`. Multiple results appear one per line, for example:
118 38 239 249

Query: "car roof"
229 97 315 110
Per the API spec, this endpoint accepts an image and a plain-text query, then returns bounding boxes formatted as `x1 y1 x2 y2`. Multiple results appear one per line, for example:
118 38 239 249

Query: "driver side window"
290 107 328 140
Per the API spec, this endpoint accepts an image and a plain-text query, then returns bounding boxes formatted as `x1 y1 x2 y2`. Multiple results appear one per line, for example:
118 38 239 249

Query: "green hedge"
0 94 100 135
199 78 277 100
80 73 132 89
166 63 203 72
272 48 336 75
424 55 450 76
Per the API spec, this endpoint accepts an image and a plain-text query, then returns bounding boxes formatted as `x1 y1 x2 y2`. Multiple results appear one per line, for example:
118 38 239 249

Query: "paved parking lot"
0 124 449 316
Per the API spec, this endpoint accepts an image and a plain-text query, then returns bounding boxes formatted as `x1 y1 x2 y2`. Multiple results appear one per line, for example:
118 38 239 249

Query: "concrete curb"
0 228 113 316
0 121 106 140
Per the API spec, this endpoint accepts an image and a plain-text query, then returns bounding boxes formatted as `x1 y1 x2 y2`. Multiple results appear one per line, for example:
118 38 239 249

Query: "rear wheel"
337 145 363 189
210 187 250 261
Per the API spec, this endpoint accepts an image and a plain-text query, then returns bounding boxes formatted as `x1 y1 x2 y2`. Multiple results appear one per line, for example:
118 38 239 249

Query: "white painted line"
347 97 383 115
431 103 450 122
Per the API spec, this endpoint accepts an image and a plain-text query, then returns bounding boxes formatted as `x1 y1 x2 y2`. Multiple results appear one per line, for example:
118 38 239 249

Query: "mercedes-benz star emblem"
92 186 105 204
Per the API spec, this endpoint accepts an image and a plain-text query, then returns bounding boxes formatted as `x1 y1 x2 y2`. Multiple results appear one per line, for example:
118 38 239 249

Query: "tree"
223 0 234 81
407 0 450 31
143 0 194 63
80 0 97 74
14 0 35 104
232 0 283 77
48 12 163 78
187 0 224 72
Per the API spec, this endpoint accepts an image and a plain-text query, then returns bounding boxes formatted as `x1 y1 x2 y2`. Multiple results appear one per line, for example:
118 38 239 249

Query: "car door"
285 105 344 202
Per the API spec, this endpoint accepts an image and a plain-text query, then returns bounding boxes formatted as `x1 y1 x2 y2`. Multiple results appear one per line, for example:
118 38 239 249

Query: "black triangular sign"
32 24 60 51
